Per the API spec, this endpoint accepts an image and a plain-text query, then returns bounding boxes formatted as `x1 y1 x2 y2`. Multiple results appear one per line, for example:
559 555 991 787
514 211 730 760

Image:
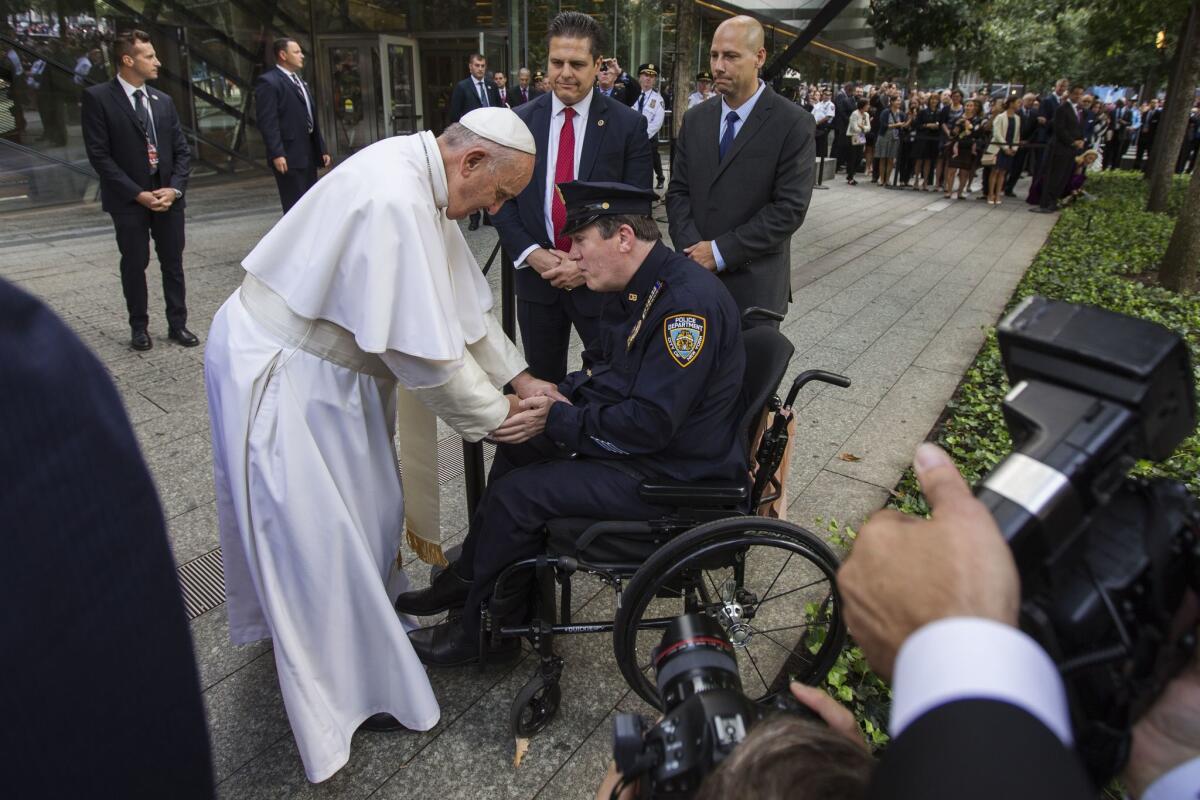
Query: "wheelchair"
453 309 853 738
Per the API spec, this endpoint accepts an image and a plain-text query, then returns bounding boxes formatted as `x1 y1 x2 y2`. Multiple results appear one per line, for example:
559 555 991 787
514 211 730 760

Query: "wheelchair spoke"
752 621 828 636
750 625 811 663
753 576 831 609
758 551 794 608
703 569 724 603
743 642 771 696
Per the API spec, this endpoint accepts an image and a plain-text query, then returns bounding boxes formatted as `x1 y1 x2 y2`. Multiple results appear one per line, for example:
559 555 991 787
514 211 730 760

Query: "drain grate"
176 436 490 620
178 548 226 620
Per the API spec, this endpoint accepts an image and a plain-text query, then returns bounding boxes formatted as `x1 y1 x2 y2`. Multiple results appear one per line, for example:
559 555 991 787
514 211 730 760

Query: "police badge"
664 314 706 367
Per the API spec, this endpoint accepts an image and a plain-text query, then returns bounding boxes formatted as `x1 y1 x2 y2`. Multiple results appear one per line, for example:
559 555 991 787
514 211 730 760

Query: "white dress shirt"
116 73 155 132
892 617 1200 800
515 90 593 268
710 79 767 272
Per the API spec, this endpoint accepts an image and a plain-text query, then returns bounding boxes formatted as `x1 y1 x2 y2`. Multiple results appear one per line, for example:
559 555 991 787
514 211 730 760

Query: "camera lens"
653 614 743 710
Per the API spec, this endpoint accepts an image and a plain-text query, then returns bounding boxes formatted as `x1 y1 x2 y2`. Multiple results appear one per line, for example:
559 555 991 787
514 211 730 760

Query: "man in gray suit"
666 15 815 326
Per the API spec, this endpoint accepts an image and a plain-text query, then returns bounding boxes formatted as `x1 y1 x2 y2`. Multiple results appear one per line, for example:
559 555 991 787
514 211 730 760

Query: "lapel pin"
597 119 605 127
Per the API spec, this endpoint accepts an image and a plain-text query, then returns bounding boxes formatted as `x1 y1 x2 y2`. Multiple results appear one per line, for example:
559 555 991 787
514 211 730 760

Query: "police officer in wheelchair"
396 181 748 666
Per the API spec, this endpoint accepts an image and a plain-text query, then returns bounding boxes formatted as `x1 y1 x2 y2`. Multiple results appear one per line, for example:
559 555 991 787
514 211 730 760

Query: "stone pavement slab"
0 167 1055 799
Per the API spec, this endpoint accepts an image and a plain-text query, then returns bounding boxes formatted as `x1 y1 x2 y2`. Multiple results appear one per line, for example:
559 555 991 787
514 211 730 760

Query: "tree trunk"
907 45 918 95
1148 0 1200 212
672 0 697 139
1160 166 1200 291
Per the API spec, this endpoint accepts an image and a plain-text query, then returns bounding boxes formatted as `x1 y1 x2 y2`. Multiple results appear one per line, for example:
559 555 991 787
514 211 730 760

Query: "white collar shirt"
117 73 154 133
717 79 767 145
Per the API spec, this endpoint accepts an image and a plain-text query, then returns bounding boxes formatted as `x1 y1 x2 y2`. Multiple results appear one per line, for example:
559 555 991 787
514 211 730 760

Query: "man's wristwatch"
173 189 182 200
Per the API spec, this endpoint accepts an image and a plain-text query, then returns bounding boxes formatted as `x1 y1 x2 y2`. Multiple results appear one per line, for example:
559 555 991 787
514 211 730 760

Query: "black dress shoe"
131 329 152 351
468 219 480 231
394 563 471 615
359 713 405 732
168 327 200 347
1003 190 1017 198
656 177 665 189
408 621 520 667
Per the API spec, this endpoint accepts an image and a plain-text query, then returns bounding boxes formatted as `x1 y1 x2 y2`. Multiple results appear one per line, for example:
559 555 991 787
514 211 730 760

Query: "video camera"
979 296 1199 783
611 297 1198 796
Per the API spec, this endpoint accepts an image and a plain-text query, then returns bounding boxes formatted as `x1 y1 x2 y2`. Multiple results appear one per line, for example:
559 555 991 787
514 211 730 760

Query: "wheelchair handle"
785 370 852 408
741 306 786 323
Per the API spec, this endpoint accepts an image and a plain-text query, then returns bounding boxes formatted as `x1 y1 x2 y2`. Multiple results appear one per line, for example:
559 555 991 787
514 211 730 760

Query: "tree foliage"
867 0 971 87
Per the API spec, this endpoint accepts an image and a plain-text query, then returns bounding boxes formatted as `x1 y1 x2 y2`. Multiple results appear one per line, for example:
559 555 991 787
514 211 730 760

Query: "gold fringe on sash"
394 385 449 567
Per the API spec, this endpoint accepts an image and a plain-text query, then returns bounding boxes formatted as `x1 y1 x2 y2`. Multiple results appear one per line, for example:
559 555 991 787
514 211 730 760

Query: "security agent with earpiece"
397 181 748 666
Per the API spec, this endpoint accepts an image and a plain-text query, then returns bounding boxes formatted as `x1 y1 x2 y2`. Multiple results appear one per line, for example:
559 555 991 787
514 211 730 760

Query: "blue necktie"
719 111 739 161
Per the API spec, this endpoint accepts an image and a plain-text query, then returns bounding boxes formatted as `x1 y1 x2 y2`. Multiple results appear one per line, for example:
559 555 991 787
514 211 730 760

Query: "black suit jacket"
868 699 1093 799
667 85 816 319
508 85 540 108
449 76 501 123
834 90 856 135
1039 93 1060 142
81 78 191 213
492 89 653 312
1053 99 1082 153
253 67 327 169
1017 106 1039 140
0 279 214 797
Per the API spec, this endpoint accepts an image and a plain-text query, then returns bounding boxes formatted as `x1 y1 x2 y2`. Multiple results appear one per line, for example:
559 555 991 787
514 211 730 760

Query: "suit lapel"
711 86 773 183
108 78 144 134
579 90 608 179
530 95 551 206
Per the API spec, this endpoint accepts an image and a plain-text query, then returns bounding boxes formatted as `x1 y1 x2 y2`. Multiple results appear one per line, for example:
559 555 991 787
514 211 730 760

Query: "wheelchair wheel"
509 672 562 738
613 516 846 710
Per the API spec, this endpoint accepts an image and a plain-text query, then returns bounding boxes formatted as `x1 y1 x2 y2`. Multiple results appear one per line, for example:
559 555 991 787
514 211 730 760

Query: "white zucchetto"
458 106 537 155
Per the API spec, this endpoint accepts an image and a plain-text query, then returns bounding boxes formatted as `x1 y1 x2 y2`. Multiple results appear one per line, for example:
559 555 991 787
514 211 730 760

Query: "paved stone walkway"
0 168 1055 799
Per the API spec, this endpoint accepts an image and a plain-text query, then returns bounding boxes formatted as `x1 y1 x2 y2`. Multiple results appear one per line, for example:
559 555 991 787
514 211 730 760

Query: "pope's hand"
543 259 585 290
510 371 569 404
527 248 569 276
837 443 1020 680
490 395 553 444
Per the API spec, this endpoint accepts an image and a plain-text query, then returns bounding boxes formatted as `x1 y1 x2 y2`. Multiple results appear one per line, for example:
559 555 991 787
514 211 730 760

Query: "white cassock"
204 130 527 782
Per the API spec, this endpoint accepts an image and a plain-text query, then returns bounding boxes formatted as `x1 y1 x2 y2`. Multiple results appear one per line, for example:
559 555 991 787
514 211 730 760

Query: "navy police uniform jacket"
544 242 747 483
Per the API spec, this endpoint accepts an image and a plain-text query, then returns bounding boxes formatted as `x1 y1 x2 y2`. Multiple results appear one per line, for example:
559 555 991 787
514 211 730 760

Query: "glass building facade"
0 0 883 209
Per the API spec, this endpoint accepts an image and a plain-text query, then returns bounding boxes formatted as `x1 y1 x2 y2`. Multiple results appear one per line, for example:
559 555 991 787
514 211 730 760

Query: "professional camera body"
979 296 1200 783
612 614 816 799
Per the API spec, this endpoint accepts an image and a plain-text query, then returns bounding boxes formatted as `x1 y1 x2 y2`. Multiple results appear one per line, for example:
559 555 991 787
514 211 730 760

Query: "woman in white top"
846 97 871 185
986 96 1021 205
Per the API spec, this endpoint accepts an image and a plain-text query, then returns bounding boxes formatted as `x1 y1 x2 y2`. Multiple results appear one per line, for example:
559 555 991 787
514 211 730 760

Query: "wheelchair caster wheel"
510 673 562 738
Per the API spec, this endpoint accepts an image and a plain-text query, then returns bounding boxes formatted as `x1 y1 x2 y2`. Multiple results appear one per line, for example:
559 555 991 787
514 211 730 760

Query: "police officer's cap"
558 181 658 236
696 71 713 82
533 70 545 80
638 63 658 76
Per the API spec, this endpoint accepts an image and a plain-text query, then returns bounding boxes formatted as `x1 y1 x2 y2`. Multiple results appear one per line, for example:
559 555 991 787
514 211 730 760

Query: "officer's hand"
527 248 567 276
788 681 869 753
543 259 585 290
321 153 331 168
510 371 569 404
837 443 1020 680
683 241 718 272
1124 614 1200 799
490 395 553 443
273 156 288 174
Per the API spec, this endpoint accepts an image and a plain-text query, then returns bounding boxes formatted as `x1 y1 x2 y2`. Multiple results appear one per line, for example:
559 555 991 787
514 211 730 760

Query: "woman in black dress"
938 88 965 193
913 94 940 190
946 98 982 199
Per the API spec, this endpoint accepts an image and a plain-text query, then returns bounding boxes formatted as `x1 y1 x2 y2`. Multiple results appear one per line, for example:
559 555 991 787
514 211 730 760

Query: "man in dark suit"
81 29 197 351
493 70 512 107
254 37 329 213
0 278 214 797
1004 93 1040 196
1136 98 1161 171
667 15 814 326
596 60 626 103
832 81 856 172
1033 83 1084 213
492 11 653 383
450 53 501 229
1106 99 1132 170
509 67 539 108
1033 78 1067 178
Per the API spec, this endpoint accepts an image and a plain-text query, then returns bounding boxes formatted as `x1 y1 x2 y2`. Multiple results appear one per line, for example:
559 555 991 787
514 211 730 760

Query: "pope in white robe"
204 108 553 782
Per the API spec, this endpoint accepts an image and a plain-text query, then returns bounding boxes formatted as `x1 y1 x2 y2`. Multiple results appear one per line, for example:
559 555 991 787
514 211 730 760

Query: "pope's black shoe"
359 713 405 732
130 329 152 351
168 327 200 347
408 620 520 667
394 563 471 615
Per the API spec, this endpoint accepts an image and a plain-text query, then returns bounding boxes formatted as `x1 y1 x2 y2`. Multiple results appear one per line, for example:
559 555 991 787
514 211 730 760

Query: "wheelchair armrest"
638 479 749 508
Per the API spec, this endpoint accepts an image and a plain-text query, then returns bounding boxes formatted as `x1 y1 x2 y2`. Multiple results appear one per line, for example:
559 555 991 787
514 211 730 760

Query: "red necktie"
551 107 577 252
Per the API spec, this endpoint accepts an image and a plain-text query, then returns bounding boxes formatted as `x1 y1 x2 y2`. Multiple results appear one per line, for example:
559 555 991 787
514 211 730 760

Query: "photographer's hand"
838 443 1020 679
1124 620 1200 799
788 682 869 753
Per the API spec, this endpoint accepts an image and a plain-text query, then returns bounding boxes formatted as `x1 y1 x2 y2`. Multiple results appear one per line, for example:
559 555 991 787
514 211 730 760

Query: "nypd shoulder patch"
663 314 706 367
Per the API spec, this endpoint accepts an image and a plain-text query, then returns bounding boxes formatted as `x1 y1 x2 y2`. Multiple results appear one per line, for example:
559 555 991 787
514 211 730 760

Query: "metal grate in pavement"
176 436 490 619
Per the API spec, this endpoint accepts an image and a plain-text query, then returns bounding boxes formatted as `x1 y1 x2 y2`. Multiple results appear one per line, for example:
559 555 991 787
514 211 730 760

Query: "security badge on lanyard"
146 138 159 172
626 280 665 352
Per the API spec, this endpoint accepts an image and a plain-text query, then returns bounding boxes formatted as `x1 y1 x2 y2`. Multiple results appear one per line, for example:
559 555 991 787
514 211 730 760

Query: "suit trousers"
111 194 187 331
517 295 602 383
1004 147 1031 193
273 162 318 212
1135 135 1153 171
651 141 664 181
1103 133 1125 170
456 436 661 638
1040 149 1073 211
